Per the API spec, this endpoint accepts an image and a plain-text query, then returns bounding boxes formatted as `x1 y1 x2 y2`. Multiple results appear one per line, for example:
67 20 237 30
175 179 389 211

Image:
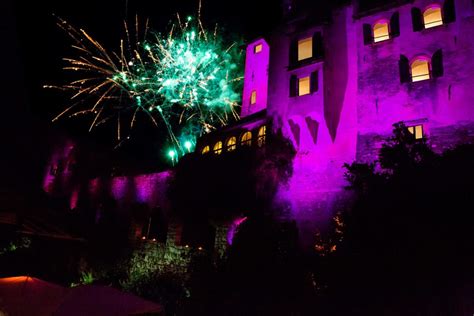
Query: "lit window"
407 125 424 139
226 137 237 152
201 146 210 154
298 76 310 96
373 21 390 43
298 37 313 61
250 91 257 105
411 59 430 82
257 126 266 147
254 44 262 53
423 6 443 29
241 131 252 146
213 141 223 155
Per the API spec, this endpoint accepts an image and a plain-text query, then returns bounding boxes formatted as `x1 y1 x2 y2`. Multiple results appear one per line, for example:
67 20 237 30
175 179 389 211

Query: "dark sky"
2 0 282 179
14 0 282 121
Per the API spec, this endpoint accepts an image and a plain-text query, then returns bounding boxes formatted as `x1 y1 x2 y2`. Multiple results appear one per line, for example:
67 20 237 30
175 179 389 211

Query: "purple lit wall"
88 171 172 210
42 139 76 196
241 39 270 118
356 0 474 160
263 6 358 246
227 217 248 245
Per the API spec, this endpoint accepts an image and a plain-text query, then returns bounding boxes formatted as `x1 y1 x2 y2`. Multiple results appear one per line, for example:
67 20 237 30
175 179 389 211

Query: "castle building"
44 0 474 250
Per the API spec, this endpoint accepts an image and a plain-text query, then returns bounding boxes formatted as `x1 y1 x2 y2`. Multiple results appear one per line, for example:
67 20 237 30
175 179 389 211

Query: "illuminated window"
213 141 223 155
373 21 390 43
241 131 252 146
254 44 263 53
257 126 266 147
423 6 443 29
298 37 313 61
250 91 257 105
201 146 210 154
298 76 310 96
407 125 424 139
411 58 430 82
226 137 237 152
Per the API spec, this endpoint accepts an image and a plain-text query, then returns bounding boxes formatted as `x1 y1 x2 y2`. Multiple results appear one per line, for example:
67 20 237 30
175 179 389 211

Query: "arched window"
423 6 443 29
241 131 252 146
373 21 390 43
213 141 223 155
411 58 430 82
226 137 237 152
201 146 210 154
257 126 266 147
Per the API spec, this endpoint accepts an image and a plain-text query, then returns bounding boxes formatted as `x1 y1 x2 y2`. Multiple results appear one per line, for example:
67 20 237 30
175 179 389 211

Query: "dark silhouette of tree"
318 123 474 315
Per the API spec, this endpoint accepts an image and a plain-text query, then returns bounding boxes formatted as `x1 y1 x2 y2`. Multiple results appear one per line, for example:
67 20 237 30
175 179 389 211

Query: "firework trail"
46 11 243 155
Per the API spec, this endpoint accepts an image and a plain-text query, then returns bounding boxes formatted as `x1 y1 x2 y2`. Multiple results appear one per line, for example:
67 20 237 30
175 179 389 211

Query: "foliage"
120 243 193 314
318 122 474 315
0 237 31 256
169 130 296 221
71 271 95 287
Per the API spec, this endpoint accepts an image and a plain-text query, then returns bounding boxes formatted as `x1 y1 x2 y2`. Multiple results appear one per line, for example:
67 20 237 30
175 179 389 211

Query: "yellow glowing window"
241 131 252 146
298 76 310 96
213 141 223 155
254 44 263 53
411 59 430 82
408 125 424 139
226 137 237 151
373 22 390 43
257 126 266 147
298 37 313 61
423 6 443 29
201 146 210 154
250 91 257 105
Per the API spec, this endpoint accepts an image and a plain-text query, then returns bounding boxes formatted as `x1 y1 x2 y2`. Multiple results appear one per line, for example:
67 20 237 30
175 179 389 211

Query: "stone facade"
44 0 474 250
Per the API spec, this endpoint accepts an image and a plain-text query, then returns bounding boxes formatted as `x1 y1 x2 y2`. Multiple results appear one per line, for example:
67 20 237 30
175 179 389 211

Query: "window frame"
410 56 431 82
297 37 313 62
240 131 253 147
298 76 311 96
226 136 237 152
257 126 266 147
213 141 223 155
372 19 391 43
407 124 424 140
250 90 257 105
423 5 444 29
201 146 210 154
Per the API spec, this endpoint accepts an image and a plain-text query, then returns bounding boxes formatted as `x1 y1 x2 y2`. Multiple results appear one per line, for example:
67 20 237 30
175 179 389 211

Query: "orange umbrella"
0 276 67 316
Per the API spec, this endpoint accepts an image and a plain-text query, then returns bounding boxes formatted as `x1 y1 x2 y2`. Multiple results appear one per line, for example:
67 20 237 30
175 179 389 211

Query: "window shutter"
432 49 444 78
443 0 456 24
411 7 424 32
310 71 319 93
390 12 400 38
313 32 324 59
363 24 373 45
399 55 411 83
290 75 298 97
289 39 297 66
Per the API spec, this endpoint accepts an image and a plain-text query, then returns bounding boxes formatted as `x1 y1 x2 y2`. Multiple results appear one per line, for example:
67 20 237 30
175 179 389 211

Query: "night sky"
15 0 282 121
0 0 282 197
3 0 282 179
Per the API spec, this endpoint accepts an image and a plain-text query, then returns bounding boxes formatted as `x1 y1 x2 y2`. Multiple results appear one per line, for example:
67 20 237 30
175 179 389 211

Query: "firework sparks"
46 11 243 156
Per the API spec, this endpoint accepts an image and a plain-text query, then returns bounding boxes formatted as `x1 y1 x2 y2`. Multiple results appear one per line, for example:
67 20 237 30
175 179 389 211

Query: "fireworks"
46 10 243 156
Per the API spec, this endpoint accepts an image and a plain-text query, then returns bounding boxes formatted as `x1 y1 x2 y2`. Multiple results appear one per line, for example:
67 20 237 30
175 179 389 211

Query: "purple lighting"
227 217 248 245
241 39 269 118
